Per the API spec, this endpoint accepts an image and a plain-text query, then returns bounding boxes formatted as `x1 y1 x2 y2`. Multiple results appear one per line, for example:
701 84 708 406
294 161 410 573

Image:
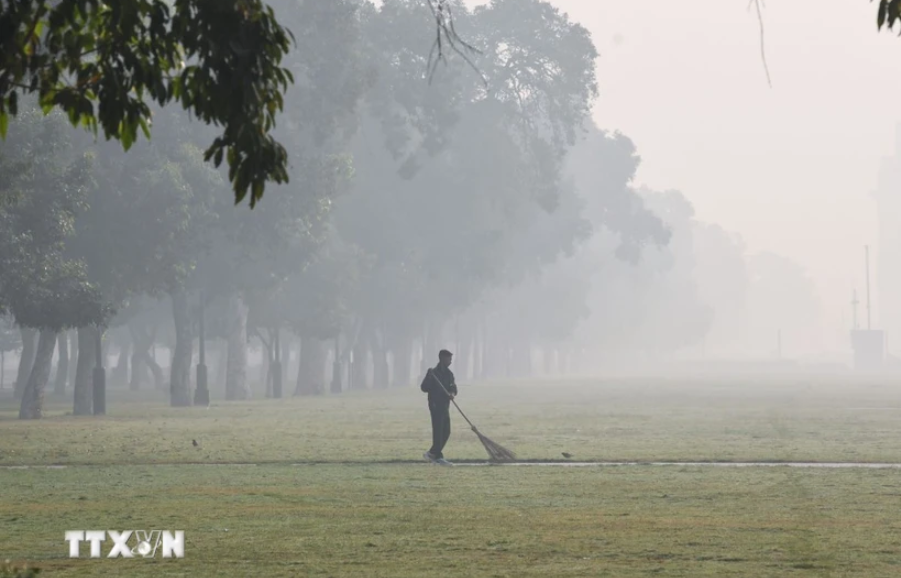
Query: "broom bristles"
473 428 517 462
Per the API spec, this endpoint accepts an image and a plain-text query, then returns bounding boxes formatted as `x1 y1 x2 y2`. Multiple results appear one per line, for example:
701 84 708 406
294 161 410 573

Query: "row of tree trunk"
5 296 586 419
13 326 100 419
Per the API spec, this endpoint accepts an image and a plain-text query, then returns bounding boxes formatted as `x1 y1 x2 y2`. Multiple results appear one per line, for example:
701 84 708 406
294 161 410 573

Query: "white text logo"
65 530 185 558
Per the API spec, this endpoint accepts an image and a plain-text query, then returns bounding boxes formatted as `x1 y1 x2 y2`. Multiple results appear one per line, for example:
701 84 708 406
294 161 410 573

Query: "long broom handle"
427 369 479 432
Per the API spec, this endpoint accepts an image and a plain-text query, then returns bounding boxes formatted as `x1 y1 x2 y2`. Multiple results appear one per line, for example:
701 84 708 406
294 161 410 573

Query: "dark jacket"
421 364 457 401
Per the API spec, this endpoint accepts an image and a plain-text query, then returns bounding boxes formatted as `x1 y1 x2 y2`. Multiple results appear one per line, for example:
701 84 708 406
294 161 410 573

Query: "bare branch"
425 0 487 86
748 0 773 87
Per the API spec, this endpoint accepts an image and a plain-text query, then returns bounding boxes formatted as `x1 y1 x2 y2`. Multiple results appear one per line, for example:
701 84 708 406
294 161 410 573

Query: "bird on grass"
561 452 573 459
192 439 199 448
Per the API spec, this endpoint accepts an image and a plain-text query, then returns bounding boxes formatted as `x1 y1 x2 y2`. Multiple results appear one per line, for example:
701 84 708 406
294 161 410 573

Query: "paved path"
3 461 901 469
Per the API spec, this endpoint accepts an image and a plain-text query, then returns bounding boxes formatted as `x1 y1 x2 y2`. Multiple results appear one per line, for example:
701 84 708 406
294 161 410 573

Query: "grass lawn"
1 374 901 576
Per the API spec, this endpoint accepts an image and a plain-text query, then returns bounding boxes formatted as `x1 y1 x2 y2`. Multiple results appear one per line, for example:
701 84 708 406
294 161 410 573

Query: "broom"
427 369 517 463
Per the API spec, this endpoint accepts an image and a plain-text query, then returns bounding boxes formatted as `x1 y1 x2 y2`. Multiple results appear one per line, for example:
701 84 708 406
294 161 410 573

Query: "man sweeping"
421 349 457 466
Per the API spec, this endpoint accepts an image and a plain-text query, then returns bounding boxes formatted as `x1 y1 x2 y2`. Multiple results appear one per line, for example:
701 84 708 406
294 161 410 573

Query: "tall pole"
272 328 282 399
866 245 872 330
331 335 342 394
194 290 209 406
92 325 106 415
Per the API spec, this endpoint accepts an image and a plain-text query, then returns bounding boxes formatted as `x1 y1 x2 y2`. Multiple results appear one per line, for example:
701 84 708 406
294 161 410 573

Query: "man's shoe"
423 451 437 463
435 458 454 466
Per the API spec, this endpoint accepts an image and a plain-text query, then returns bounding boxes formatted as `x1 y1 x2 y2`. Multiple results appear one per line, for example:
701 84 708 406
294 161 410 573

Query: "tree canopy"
0 0 295 206
0 0 830 418
0 0 485 207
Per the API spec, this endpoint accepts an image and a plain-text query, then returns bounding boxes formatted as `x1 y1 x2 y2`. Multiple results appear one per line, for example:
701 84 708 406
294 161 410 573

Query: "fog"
2 0 899 413
473 0 898 360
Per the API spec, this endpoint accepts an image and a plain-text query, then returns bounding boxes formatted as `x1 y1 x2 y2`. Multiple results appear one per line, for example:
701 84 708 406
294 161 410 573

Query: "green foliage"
876 0 901 30
330 0 603 346
0 0 294 207
204 0 370 338
470 0 598 153
6 260 107 331
0 106 106 330
80 132 219 302
565 125 671 264
0 316 21 353
591 187 713 356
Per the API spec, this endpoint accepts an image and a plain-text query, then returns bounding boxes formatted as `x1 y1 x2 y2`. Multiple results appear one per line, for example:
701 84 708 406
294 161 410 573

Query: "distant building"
851 330 884 371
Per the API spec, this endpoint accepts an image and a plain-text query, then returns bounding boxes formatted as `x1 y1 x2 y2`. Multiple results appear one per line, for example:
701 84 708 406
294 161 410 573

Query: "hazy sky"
466 0 901 351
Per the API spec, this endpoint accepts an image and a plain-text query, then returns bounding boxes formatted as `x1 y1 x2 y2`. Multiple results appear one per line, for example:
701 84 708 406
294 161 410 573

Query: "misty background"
480 0 901 359
2 0 900 412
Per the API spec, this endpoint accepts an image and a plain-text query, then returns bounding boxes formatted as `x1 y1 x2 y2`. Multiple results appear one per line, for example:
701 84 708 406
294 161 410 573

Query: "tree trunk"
295 335 326 395
261 331 273 398
456 324 473 382
571 348 583 375
67 330 78 389
509 338 532 378
112 334 131 387
73 326 96 415
473 321 484 381
420 321 439 377
19 329 58 419
148 351 164 389
53 331 69 395
131 323 165 391
480 320 504 379
330 337 343 393
391 337 412 387
129 323 149 390
169 291 193 407
371 333 389 390
560 348 571 375
214 340 227 391
281 333 292 383
14 327 38 400
225 293 250 400
351 335 368 390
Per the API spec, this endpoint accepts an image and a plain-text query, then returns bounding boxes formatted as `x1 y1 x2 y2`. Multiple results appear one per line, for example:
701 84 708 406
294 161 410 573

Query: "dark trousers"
428 397 451 458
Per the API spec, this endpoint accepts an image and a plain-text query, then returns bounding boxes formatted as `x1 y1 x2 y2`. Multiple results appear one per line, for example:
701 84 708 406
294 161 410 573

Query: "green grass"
2 374 901 576
3 464 901 577
2 375 901 464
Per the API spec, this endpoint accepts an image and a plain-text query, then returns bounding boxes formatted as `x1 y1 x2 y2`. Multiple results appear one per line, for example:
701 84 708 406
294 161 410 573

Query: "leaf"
138 117 152 140
120 121 134 150
879 0 888 28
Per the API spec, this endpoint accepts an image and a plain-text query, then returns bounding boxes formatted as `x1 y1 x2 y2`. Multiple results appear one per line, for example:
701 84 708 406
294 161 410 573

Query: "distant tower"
851 247 885 371
872 124 901 354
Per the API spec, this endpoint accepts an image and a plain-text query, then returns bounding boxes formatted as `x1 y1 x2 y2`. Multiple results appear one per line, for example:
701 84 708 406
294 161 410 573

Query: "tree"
575 188 711 366
76 126 218 407
468 125 671 378
0 315 21 391
745 252 823 357
329 0 601 387
0 0 294 206
13 263 105 419
198 0 368 399
876 1 901 32
0 0 477 206
0 106 106 418
691 223 749 357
